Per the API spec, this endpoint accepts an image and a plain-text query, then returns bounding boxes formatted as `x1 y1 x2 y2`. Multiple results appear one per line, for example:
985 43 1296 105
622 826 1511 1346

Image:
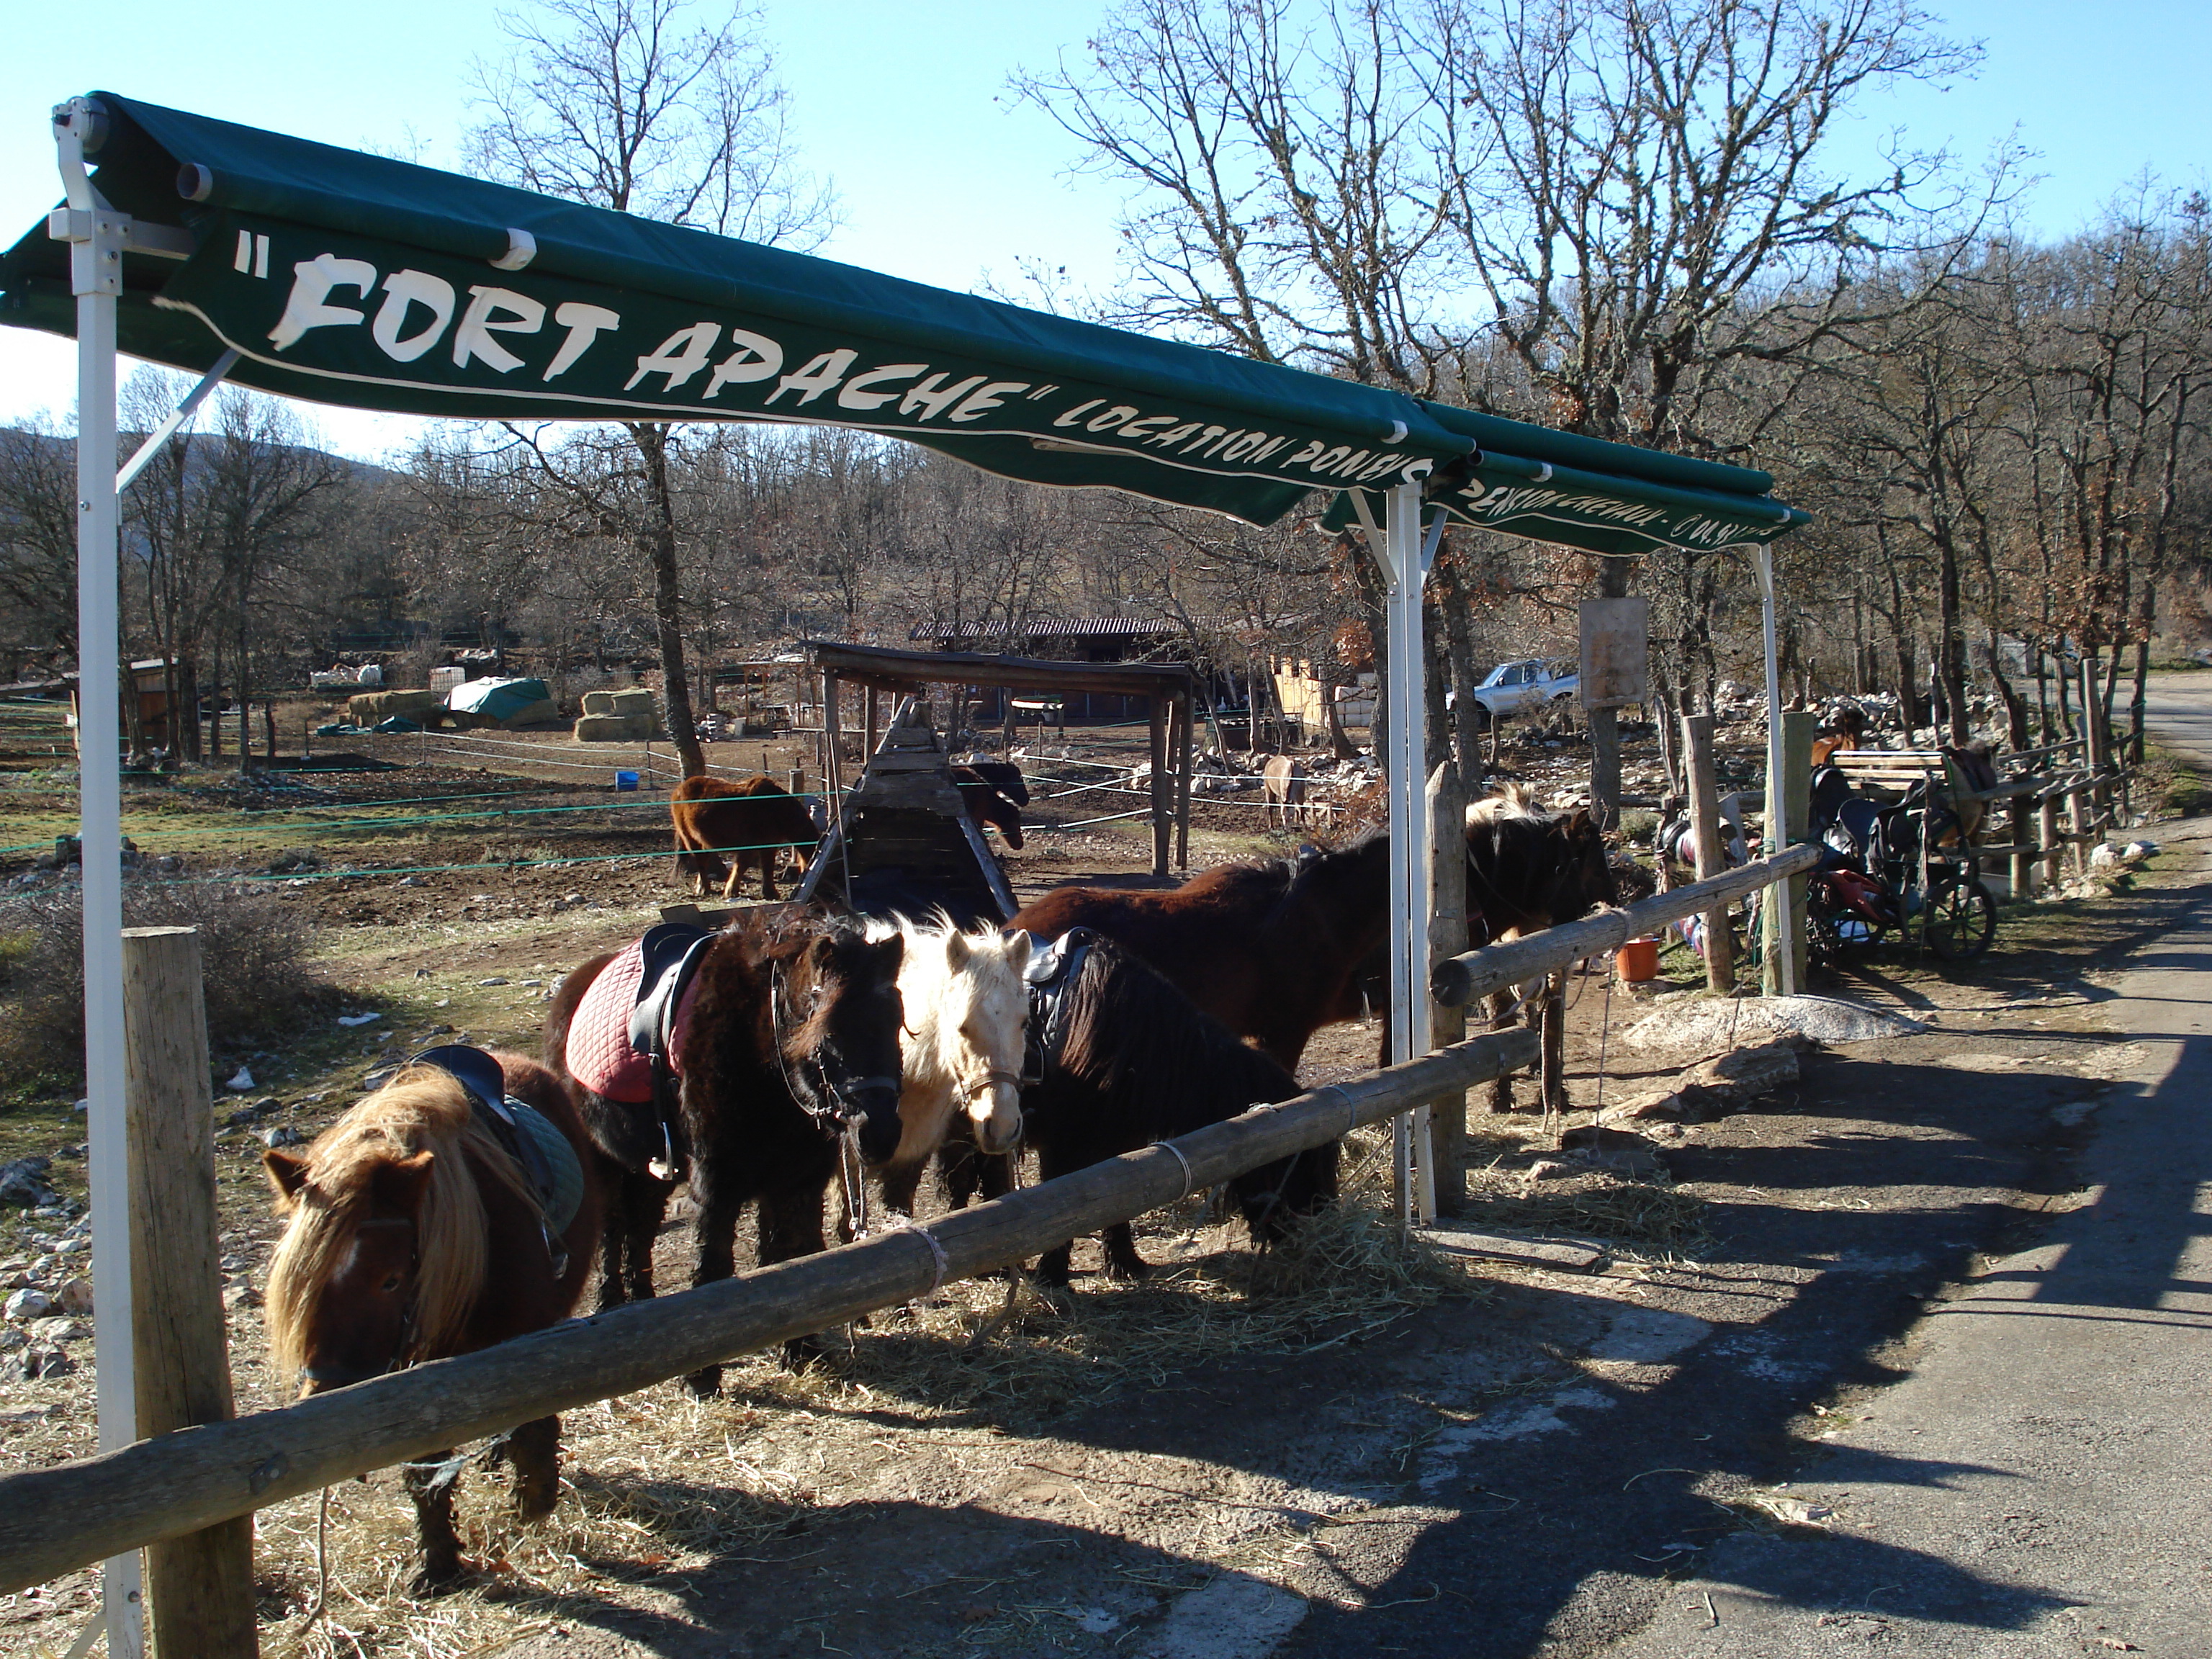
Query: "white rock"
225 1066 255 1092
336 1012 381 1028
1625 995 1926 1051
5 1287 54 1323
54 1277 91 1316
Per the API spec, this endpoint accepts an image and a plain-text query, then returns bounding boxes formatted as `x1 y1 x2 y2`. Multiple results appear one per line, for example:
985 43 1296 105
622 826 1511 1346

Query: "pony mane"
265 1066 535 1376
894 914 1028 1082
1261 828 1385 933
1467 781 1546 828
1056 938 1294 1130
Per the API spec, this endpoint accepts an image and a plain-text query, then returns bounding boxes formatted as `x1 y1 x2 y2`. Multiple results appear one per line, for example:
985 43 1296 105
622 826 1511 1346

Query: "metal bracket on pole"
115 349 241 494
53 92 145 1659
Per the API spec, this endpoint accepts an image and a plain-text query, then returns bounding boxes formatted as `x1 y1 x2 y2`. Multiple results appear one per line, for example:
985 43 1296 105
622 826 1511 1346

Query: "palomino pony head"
261 1066 533 1395
925 925 1026 1159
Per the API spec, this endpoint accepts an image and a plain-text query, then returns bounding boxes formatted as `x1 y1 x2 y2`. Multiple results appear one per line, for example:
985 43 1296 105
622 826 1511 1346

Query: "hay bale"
574 713 655 743
346 688 441 725
581 687 658 719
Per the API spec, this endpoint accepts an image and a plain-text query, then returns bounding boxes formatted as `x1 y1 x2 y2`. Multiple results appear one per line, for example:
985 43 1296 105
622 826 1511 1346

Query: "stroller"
1802 763 1996 963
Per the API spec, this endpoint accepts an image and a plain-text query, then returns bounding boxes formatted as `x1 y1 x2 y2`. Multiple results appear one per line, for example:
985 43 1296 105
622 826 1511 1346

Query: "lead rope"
840 1121 871 1239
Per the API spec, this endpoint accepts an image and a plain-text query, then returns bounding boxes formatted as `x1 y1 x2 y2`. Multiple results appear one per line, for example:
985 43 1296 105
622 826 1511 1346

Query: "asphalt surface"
1590 676 2212 1659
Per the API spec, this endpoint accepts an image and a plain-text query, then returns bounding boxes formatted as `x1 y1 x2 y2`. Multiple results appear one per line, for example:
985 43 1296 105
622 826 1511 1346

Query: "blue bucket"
614 770 639 791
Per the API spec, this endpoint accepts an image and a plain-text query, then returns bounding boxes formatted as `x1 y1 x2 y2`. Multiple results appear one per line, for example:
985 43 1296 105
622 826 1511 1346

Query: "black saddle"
1020 927 1097 1082
624 922 714 1179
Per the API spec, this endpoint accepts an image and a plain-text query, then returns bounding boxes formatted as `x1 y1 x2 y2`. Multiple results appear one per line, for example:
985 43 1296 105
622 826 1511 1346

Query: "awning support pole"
1753 545 1799 996
52 94 145 1659
1378 483 1442 1228
114 348 240 494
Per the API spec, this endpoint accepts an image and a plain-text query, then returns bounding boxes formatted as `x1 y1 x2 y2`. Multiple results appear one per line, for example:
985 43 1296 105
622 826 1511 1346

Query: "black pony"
888 932 1338 1285
545 909 906 1389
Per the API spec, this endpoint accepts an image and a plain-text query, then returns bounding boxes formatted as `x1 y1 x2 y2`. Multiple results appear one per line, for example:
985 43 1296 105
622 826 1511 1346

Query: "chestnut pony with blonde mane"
263 1052 598 1591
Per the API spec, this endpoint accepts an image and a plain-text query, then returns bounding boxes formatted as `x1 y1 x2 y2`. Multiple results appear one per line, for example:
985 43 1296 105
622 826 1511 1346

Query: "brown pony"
1010 832 1390 1071
261 1052 599 1591
670 773 819 899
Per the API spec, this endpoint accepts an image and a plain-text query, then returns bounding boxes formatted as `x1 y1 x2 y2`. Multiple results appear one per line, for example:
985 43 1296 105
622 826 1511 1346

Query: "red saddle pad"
565 938 701 1104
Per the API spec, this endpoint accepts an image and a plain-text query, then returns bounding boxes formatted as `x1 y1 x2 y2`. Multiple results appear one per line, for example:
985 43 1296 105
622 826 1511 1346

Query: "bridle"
768 956 900 1238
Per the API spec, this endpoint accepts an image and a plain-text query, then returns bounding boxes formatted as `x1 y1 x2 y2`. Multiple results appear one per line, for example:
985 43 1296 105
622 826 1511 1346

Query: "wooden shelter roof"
801 640 1197 700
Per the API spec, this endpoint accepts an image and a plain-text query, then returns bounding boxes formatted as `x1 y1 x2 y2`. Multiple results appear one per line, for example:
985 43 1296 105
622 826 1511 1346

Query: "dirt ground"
0 714 2195 1658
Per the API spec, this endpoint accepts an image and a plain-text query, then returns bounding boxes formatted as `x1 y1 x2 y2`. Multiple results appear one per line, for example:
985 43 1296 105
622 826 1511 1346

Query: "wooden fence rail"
1431 843 1823 1010
0 1028 1537 1595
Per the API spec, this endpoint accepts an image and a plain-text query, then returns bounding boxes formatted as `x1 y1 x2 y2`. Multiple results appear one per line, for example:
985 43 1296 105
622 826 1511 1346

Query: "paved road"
2144 669 2212 769
1593 678 2212 1659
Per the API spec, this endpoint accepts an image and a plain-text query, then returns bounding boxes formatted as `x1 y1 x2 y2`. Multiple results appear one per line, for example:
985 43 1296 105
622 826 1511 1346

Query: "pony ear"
263 1148 310 1208
944 929 971 969
369 1150 436 1215
1569 809 1593 832
1003 929 1033 972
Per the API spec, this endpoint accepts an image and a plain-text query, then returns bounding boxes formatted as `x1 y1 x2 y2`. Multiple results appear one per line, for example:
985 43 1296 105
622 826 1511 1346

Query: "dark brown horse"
890 933 1337 1285
953 764 1025 849
1464 783 1619 1112
262 1051 600 1591
670 773 820 899
1010 832 1392 1071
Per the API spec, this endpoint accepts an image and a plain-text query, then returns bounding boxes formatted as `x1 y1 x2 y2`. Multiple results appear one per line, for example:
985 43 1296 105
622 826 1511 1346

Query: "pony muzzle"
966 1077 1025 1156
834 1077 904 1164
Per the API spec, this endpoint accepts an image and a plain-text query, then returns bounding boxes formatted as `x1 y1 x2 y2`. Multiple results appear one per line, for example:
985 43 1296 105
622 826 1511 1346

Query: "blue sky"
1 0 2204 459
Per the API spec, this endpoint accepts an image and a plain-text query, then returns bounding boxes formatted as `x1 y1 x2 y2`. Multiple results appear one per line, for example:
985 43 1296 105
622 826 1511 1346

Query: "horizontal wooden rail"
0 1028 1537 1594
1431 842 1823 1010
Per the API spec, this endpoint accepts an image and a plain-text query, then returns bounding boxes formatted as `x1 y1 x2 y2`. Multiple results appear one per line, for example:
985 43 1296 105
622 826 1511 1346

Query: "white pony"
871 917 1032 1207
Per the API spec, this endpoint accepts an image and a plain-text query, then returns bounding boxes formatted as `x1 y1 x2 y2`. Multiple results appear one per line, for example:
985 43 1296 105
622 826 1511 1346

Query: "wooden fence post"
1681 714 1735 991
121 927 256 1658
2039 786 2062 889
1761 711 1815 996
1426 760 1469 1217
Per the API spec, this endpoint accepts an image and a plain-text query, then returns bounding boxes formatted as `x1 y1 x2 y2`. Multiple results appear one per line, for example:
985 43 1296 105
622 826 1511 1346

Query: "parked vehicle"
1455 659 1579 727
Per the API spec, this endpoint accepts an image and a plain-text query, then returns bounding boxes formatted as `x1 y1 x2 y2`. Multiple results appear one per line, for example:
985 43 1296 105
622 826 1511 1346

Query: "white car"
1458 659 1579 726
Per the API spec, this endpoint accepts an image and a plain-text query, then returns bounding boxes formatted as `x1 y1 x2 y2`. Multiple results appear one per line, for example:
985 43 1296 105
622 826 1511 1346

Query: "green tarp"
3 92 1806 552
445 676 551 721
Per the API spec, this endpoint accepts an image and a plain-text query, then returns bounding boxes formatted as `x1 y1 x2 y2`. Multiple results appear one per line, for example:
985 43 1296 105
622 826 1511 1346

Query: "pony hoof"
681 1367 723 1398
1101 1256 1151 1282
779 1336 824 1372
410 1561 467 1598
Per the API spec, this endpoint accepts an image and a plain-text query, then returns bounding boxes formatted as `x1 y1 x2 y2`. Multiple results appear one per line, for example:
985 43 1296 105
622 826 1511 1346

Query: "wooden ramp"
793 698 1018 925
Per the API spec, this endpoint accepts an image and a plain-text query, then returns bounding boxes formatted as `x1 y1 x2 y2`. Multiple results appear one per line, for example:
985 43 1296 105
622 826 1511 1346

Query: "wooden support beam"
1148 698 1170 878
0 1029 1539 1593
122 927 256 1657
1174 693 1195 871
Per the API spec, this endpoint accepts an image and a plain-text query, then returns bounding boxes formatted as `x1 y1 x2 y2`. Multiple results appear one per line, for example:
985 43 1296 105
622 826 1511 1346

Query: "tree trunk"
1435 552 1487 783
629 423 707 778
1983 634 2031 751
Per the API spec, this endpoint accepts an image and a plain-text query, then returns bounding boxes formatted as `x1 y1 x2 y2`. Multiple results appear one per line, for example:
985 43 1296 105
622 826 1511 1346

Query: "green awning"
3 92 1805 549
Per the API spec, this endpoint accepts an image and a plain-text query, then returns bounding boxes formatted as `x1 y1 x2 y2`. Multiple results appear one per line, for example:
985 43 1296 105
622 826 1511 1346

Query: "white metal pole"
54 96 143 1659
1753 545 1798 996
1384 482 1435 1225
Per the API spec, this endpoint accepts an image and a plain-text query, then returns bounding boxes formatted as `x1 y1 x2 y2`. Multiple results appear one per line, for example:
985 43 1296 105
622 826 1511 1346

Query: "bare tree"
469 0 835 774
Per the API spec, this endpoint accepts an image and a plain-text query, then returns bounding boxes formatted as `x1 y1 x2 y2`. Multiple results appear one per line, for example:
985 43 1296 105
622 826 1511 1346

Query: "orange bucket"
1615 936 1660 982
